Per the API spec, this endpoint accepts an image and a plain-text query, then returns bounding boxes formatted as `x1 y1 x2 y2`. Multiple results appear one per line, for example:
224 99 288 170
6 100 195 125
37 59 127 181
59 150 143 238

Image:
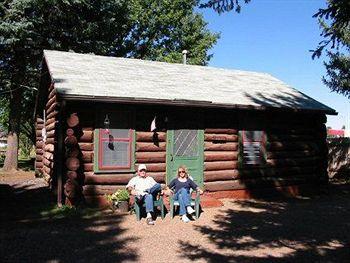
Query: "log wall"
58 104 328 206
203 111 328 192
35 84 58 185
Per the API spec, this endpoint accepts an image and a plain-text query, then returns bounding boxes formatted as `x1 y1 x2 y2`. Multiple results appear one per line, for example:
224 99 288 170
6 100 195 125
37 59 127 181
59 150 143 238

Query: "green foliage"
106 189 130 203
312 0 350 98
40 205 102 219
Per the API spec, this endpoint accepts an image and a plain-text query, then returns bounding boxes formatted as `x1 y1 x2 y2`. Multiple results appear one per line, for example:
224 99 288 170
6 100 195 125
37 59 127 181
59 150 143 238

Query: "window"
95 129 135 172
239 130 266 166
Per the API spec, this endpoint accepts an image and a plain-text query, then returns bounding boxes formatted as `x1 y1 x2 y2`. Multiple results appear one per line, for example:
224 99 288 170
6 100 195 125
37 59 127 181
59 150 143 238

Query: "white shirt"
126 175 157 196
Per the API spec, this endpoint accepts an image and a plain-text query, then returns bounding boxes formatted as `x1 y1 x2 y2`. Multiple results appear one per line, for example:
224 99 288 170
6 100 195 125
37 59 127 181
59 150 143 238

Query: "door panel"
166 129 204 186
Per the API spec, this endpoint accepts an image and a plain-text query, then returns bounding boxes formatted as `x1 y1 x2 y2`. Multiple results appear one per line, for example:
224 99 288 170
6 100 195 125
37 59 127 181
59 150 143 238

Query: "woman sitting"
168 165 203 223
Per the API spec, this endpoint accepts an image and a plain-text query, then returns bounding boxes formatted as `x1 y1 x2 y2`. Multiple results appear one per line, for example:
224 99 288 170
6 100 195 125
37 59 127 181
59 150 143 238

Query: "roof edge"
58 94 338 115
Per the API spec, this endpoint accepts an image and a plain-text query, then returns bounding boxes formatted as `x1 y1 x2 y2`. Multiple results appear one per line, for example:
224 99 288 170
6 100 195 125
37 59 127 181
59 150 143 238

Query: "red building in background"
327 129 345 138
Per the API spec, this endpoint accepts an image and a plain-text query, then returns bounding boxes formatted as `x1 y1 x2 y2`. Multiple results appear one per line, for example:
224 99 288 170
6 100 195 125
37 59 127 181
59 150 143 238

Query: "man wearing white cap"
126 164 161 225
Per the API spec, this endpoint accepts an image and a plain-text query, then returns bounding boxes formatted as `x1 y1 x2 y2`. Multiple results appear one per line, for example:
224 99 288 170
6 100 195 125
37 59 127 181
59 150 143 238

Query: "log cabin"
35 50 336 206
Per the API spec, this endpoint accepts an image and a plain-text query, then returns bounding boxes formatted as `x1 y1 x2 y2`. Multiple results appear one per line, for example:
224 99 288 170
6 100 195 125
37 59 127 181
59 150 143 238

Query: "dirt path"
1 173 350 262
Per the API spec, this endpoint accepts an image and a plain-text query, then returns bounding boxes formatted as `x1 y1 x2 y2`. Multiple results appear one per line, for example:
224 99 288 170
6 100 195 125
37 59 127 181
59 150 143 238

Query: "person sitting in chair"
168 165 203 223
126 164 161 225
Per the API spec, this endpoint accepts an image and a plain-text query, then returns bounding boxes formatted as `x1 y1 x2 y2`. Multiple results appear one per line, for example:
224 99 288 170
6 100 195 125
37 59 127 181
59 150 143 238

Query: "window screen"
174 130 198 157
98 129 132 170
240 130 266 166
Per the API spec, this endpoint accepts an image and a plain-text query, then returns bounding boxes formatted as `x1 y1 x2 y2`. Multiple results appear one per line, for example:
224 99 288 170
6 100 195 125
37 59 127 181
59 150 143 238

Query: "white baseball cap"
138 164 147 171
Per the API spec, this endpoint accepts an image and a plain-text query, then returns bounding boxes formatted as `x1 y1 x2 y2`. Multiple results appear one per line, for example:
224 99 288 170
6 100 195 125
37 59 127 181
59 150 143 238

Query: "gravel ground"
1 172 350 262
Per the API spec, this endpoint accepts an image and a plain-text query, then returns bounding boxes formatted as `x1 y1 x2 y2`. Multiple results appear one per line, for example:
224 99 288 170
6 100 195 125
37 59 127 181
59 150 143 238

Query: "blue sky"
199 0 349 129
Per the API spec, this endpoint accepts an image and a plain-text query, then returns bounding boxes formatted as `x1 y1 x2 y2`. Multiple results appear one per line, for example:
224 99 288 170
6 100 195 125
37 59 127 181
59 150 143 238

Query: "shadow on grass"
179 194 350 262
0 183 138 262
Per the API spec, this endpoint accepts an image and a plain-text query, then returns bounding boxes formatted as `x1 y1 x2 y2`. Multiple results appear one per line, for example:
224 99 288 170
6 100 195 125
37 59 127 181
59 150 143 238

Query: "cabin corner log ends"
63 112 88 206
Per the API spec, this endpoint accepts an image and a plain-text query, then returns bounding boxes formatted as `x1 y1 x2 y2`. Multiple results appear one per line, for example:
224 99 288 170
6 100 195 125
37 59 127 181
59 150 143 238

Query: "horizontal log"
44 152 53 160
84 172 165 186
267 141 318 151
79 130 93 142
66 157 80 171
67 113 79 128
204 161 238 171
36 118 44 124
66 128 74 136
83 163 94 172
267 157 320 167
204 142 238 151
64 135 78 146
35 161 43 168
78 142 94 151
44 144 54 153
135 152 166 163
43 158 53 168
205 134 238 142
83 185 125 196
204 177 317 192
267 134 317 142
145 172 165 183
266 128 320 135
67 171 78 180
204 180 245 191
36 123 44 129
66 147 80 158
36 155 43 162
64 179 80 199
43 165 51 175
82 151 93 163
135 163 166 172
84 173 134 185
48 87 56 100
36 148 44 155
45 95 56 109
36 130 43 137
204 170 239 182
266 151 316 159
136 131 166 142
36 141 44 148
46 117 56 127
204 151 238 161
238 166 317 178
135 142 166 152
46 130 55 138
48 83 54 92
47 110 59 120
46 102 58 115
205 129 238 134
46 137 55 144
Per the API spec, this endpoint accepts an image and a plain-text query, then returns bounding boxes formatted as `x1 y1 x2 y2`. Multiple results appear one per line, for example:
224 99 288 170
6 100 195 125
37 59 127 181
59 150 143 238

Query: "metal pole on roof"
182 50 188 65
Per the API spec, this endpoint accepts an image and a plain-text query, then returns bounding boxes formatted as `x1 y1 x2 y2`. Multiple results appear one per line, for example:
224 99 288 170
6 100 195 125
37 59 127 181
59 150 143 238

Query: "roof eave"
58 94 338 115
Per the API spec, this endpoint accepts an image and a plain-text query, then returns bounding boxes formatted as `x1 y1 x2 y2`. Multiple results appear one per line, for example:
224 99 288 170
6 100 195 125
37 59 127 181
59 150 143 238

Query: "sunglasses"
178 171 185 174
139 169 146 172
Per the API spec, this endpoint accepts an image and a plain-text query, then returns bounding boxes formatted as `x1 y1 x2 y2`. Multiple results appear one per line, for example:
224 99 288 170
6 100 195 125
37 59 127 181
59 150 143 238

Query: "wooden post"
56 99 65 208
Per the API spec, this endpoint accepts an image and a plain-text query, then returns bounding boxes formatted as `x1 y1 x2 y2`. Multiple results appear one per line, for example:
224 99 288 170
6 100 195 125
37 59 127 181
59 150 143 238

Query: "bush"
105 189 129 203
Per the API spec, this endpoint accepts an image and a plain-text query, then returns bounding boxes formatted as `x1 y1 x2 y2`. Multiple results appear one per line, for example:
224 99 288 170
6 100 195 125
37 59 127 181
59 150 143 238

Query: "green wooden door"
166 129 204 186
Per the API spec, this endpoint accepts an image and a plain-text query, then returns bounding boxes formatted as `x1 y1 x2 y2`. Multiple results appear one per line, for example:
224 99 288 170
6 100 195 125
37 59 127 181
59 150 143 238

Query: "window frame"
94 128 135 173
239 130 267 167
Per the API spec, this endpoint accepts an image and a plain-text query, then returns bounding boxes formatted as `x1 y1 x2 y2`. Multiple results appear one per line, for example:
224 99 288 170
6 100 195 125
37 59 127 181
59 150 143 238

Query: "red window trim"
98 129 133 170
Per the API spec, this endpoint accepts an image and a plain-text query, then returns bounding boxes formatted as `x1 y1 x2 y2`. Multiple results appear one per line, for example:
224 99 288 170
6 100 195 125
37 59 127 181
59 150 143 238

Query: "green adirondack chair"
169 190 200 219
134 195 165 221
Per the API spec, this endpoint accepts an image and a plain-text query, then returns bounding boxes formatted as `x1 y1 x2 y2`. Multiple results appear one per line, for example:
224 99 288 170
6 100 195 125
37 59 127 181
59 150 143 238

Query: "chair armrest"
195 190 200 203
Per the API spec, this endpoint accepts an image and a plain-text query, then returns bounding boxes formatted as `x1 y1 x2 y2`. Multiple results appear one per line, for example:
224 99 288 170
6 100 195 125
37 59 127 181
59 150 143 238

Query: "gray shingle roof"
43 50 336 114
